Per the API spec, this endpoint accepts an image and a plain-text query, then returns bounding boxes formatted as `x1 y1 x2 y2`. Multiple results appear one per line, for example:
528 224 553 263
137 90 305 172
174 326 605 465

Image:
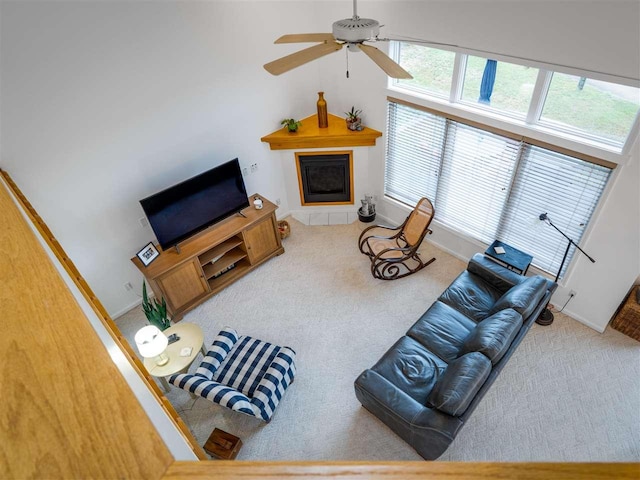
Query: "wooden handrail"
163 461 640 479
0 168 207 460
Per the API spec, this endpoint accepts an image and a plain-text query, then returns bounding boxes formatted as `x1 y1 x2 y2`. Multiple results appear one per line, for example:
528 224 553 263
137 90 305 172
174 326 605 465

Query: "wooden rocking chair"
358 198 436 280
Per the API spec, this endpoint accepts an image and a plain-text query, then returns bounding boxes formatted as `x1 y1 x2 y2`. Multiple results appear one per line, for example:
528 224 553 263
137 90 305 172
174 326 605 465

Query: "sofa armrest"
354 369 463 460
467 253 526 293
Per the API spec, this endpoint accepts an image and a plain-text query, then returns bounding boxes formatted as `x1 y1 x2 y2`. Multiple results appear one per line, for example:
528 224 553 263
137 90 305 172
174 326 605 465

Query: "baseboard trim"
561 307 607 333
276 209 291 221
112 298 143 319
426 237 471 263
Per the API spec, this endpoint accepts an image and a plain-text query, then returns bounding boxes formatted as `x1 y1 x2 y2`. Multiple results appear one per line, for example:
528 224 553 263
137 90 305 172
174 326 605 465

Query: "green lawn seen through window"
541 73 640 144
461 55 537 117
398 44 455 97
397 43 640 146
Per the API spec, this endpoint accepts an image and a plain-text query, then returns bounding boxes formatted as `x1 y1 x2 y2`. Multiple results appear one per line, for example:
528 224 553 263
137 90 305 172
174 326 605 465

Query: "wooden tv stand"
131 194 283 320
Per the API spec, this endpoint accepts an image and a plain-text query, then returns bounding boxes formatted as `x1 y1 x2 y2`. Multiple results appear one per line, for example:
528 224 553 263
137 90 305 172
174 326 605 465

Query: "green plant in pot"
281 118 302 133
345 106 362 131
142 280 171 331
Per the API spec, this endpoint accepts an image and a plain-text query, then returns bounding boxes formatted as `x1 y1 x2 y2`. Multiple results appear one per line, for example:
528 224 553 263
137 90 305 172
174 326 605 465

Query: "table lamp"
135 325 169 366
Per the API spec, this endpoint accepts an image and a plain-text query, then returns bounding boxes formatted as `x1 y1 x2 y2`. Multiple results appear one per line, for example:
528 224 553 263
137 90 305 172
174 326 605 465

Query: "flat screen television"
140 158 250 251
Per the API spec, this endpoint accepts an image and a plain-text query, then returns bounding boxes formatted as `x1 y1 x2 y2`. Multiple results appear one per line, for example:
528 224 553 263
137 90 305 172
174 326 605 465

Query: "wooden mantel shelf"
261 113 382 150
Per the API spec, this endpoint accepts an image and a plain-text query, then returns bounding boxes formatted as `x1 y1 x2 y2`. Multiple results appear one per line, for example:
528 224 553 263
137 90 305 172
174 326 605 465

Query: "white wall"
0 1 329 315
562 143 640 331
2 1 638 330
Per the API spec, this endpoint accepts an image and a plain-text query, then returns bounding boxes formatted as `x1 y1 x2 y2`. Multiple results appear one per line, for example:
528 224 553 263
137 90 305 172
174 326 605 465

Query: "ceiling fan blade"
358 44 413 79
275 33 336 44
264 42 343 76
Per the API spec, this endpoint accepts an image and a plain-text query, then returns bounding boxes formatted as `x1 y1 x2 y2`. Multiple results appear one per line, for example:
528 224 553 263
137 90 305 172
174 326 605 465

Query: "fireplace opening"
295 151 353 205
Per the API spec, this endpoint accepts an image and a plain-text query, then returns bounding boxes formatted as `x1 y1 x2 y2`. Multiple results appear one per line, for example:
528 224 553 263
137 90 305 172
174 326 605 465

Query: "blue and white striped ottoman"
169 327 296 422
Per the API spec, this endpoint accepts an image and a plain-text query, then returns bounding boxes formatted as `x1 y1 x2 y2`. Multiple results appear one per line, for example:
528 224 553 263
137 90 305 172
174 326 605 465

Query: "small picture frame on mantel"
136 242 159 267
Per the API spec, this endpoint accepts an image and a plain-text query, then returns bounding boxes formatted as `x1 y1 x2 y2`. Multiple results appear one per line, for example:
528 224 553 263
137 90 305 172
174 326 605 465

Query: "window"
540 73 640 146
460 55 539 118
435 122 520 240
395 43 455 98
391 42 640 153
498 146 611 277
385 102 445 205
384 100 613 278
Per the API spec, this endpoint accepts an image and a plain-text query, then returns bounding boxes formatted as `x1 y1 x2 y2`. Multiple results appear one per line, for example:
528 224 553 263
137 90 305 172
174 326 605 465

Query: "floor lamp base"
536 308 554 326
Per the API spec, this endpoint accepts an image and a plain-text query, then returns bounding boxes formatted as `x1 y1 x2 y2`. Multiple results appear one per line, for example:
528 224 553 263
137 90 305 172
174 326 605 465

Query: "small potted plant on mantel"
345 106 362 131
142 280 171 331
281 118 302 133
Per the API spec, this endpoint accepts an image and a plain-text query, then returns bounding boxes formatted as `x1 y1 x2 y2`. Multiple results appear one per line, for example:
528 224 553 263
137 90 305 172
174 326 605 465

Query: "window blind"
497 145 611 278
435 122 521 242
384 99 613 280
385 102 446 206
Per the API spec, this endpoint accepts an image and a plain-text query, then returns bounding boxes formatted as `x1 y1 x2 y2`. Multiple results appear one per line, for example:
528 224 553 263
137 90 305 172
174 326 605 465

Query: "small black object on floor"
536 307 554 326
358 208 376 223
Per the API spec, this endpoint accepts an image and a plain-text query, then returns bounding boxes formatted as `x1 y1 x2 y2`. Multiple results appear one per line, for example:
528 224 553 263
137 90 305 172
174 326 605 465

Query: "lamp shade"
134 325 168 358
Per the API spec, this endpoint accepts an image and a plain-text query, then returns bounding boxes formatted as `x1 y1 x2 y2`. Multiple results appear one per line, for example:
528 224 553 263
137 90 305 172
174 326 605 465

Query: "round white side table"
143 322 208 392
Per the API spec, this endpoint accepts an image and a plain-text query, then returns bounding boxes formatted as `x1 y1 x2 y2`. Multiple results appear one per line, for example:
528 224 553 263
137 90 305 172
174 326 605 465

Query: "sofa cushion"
458 308 523 364
426 352 491 417
372 336 448 405
407 301 477 363
439 271 503 322
489 275 548 318
211 334 283 397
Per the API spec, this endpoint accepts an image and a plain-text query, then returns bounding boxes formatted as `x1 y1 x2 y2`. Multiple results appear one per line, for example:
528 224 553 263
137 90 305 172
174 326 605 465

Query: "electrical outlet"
276 198 281 206
124 282 133 292
139 217 149 228
250 163 258 173
569 289 577 298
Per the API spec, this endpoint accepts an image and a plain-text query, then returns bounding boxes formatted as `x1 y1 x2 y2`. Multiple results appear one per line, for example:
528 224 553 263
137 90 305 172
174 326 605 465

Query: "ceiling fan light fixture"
332 18 380 43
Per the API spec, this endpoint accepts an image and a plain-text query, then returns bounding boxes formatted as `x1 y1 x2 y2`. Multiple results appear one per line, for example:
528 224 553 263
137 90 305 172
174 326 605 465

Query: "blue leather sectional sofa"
354 253 556 460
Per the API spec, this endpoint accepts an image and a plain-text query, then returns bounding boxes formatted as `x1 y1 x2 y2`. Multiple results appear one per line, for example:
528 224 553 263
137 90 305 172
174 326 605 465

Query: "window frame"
389 42 640 158
383 97 616 282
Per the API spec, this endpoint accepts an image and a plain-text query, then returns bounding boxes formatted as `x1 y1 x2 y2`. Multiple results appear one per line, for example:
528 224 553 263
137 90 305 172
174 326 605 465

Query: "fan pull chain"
346 48 350 78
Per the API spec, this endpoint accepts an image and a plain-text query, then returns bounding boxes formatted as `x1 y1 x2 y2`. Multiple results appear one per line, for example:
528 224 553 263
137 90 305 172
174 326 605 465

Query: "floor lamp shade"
135 325 169 363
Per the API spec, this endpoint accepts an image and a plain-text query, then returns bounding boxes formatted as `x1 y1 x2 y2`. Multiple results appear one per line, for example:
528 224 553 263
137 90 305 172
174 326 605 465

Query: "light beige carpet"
116 218 640 461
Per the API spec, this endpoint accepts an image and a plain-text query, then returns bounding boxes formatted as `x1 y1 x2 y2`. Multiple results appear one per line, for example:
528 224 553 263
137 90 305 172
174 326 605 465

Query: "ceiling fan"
264 0 412 79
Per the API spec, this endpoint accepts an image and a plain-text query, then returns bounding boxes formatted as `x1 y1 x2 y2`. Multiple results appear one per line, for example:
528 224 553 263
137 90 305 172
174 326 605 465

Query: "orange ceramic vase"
317 92 328 128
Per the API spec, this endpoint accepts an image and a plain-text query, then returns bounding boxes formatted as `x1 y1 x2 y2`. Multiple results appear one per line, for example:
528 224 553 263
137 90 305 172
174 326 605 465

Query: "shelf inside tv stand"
132 194 283 320
207 258 250 291
201 247 247 280
198 237 243 265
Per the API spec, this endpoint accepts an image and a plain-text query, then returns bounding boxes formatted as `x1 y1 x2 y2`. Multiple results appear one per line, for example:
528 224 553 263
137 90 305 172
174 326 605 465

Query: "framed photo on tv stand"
137 242 160 267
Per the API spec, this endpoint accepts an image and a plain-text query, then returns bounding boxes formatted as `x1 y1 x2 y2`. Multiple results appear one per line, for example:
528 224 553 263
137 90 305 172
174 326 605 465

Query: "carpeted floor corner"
116 218 640 461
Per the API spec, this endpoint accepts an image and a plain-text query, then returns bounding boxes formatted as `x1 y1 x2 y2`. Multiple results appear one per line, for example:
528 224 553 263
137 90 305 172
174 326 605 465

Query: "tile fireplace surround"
261 113 382 226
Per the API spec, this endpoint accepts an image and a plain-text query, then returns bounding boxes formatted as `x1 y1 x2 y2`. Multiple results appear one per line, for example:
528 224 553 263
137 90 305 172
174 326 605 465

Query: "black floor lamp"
536 213 596 326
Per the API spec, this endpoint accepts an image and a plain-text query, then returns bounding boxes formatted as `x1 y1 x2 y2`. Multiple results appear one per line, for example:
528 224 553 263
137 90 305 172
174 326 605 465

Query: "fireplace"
295 151 353 206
